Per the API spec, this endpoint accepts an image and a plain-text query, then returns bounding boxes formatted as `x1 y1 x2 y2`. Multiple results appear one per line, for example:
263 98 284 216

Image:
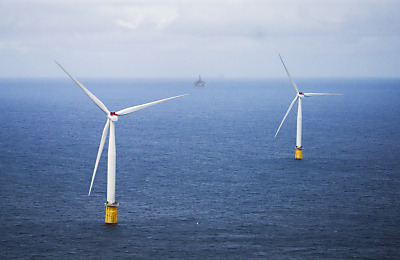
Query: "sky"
1 0 399 78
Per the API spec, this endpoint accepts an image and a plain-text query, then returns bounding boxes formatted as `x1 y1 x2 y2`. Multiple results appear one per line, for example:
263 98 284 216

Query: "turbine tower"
56 61 188 224
274 55 342 160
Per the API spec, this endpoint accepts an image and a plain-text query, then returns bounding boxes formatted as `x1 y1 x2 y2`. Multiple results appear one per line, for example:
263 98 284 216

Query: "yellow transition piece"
105 203 118 224
295 147 303 160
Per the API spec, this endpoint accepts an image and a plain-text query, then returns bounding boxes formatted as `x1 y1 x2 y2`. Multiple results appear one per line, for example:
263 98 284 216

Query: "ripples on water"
0 78 399 259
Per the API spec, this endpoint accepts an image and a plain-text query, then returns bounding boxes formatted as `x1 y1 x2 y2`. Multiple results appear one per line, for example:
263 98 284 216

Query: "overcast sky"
1 0 399 78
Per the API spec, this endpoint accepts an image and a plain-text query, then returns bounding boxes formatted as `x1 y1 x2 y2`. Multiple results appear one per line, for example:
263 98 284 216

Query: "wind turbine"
56 61 188 224
274 55 342 159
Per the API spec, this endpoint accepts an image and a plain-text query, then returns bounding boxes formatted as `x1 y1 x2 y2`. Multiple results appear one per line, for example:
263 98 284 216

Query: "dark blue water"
1 77 399 259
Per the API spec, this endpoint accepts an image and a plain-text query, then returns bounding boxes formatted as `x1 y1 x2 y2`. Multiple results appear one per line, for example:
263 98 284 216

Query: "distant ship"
193 75 206 87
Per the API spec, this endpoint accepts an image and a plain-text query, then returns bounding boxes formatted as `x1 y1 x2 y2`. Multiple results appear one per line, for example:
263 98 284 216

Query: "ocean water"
0 77 399 259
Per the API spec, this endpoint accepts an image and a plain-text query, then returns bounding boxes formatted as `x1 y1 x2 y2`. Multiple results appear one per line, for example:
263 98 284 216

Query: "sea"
0 77 399 259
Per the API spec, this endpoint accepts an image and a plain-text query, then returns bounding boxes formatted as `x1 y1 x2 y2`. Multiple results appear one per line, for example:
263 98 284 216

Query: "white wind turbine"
56 61 188 224
274 55 342 159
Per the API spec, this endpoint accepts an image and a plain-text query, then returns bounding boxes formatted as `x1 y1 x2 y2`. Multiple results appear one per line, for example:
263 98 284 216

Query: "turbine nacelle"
297 92 305 98
108 112 119 122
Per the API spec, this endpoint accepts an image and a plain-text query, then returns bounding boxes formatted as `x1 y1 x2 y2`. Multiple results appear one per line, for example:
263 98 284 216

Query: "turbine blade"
116 94 188 116
279 54 299 94
88 119 110 196
303 93 343 97
274 96 298 139
55 61 110 115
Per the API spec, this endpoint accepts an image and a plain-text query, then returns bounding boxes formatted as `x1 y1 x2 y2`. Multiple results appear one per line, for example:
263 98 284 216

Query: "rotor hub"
108 112 119 122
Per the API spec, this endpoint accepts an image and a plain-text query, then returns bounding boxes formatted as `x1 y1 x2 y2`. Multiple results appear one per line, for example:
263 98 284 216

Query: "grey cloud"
0 0 399 77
